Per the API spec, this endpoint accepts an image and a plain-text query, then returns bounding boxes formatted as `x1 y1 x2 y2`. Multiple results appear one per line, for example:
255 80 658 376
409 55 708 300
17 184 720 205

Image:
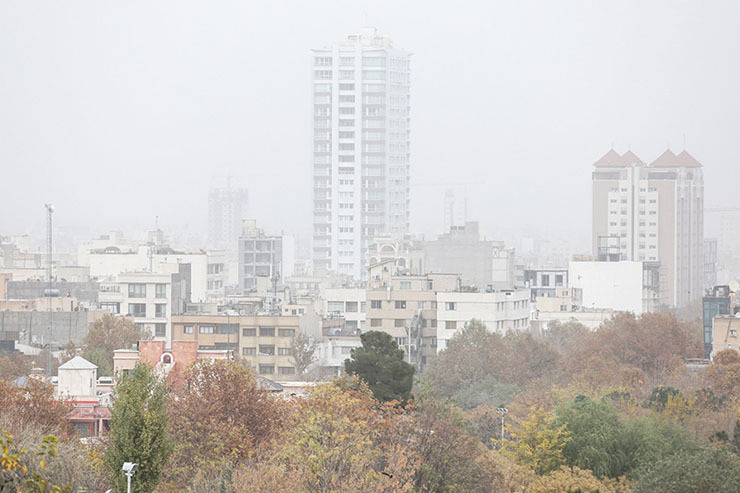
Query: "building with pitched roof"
591 148 704 307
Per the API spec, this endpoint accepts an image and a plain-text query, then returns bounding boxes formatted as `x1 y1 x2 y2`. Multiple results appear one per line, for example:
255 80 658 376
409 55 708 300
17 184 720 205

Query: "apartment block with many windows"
171 314 301 379
312 27 411 279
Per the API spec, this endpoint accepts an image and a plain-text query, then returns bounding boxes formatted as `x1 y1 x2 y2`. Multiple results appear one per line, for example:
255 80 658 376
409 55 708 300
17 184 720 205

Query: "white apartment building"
435 290 531 351
592 149 703 307
324 287 366 331
312 27 411 279
98 271 186 343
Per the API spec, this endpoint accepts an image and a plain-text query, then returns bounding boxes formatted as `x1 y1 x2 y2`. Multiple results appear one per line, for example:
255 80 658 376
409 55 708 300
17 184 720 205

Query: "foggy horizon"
2 1 739 252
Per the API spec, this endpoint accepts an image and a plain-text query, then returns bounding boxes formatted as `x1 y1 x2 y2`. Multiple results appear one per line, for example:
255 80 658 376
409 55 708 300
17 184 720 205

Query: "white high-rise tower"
311 28 411 279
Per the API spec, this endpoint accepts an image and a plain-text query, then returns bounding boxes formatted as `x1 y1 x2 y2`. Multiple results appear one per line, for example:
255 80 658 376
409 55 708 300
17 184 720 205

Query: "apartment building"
171 314 301 379
238 220 284 294
523 268 569 300
208 183 248 257
365 272 530 367
592 148 704 307
311 27 411 279
98 269 187 342
324 287 366 331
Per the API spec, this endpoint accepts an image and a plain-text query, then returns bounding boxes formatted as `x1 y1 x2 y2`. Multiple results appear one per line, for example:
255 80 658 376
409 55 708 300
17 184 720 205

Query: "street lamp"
496 407 509 447
122 462 138 493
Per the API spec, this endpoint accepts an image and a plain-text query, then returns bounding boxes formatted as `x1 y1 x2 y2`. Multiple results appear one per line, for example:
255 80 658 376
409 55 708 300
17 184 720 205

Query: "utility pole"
44 203 54 376
497 407 508 448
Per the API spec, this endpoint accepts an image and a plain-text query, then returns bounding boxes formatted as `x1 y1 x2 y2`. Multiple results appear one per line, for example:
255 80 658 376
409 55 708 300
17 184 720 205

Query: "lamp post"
122 462 138 493
496 407 509 447
44 203 54 376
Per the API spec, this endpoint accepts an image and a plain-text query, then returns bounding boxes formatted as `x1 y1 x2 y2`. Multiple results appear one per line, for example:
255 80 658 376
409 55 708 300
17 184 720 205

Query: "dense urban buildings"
311 27 411 279
592 148 704 307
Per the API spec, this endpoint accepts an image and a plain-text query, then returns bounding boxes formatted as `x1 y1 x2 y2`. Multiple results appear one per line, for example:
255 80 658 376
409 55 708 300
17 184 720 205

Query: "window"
555 275 564 286
242 347 256 356
242 328 256 337
199 326 214 334
258 345 275 356
259 364 275 375
128 283 146 298
370 318 382 327
155 323 166 337
541 275 550 287
345 301 358 312
338 83 354 90
328 301 344 312
445 302 456 311
100 302 120 314
278 347 292 356
279 366 295 375
184 326 193 334
155 303 167 318
395 300 406 309
394 319 406 327
278 328 295 338
128 303 146 317
155 283 166 298
399 281 411 290
220 324 238 335
259 326 275 337
370 300 382 309
445 321 457 330
731 330 738 337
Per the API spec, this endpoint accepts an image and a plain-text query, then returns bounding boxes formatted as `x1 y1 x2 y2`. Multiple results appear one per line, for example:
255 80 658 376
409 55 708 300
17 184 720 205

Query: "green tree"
83 314 149 376
105 363 171 493
633 445 740 493
344 330 414 403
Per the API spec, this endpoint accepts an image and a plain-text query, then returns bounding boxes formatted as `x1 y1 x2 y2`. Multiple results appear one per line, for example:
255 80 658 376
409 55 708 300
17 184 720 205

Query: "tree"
239 376 418 492
105 363 171 493
83 314 148 376
632 445 740 493
502 405 571 475
1 431 71 492
290 331 317 376
163 359 284 491
541 320 590 356
344 331 414 403
526 466 631 493
0 352 32 382
0 378 71 435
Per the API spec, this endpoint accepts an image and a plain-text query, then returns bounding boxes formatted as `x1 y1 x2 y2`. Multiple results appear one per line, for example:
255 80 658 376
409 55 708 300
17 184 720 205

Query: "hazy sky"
1 1 739 252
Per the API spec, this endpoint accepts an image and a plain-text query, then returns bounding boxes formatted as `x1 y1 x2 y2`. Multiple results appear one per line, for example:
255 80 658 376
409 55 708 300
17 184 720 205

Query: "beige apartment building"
592 149 703 307
711 316 740 358
171 314 301 379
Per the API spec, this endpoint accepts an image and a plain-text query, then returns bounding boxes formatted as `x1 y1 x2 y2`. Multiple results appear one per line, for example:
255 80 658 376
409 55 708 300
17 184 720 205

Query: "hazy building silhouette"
208 184 248 257
311 27 411 279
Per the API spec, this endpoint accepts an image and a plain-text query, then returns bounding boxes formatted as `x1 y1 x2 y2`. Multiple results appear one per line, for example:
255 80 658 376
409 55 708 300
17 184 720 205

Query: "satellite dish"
730 280 740 293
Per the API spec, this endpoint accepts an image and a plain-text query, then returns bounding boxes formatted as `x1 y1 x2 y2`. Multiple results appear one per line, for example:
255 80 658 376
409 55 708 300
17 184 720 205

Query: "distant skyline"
1 1 739 253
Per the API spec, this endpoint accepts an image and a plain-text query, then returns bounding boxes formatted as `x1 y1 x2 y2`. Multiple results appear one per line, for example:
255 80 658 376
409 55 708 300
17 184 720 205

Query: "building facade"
208 184 248 256
311 27 411 279
238 220 284 294
592 149 704 307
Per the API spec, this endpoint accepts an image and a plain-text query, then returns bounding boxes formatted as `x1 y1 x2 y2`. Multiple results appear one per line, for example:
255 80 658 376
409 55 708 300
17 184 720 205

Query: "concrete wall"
0 310 105 345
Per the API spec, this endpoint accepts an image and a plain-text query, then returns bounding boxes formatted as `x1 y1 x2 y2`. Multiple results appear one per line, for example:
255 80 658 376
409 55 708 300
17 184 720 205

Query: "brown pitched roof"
676 150 702 167
593 149 625 167
620 150 645 165
649 149 679 167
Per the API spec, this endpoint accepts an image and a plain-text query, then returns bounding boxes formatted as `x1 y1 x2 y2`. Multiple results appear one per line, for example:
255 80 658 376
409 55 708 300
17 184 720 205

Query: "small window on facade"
445 320 457 330
199 326 215 334
242 347 256 356
278 328 295 338
183 325 193 334
243 328 256 337
395 300 406 309
371 300 382 309
259 326 275 337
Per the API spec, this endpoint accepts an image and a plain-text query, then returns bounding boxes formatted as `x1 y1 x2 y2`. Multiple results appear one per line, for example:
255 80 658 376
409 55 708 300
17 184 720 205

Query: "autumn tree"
541 320 590 355
345 330 414 402
0 378 71 435
502 405 571 475
105 363 171 493
412 396 507 492
238 375 418 492
526 466 631 493
163 359 284 491
290 331 317 376
83 314 149 376
0 352 32 382
704 349 740 397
